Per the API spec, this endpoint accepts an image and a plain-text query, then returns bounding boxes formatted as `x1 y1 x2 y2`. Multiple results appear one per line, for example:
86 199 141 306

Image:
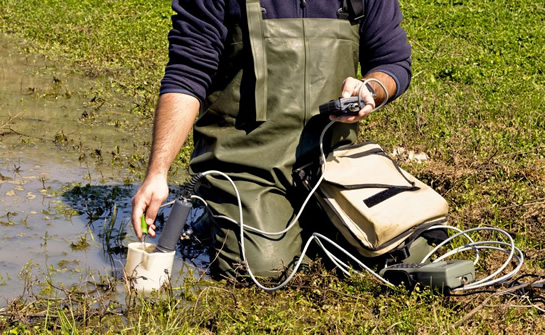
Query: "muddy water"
0 34 204 301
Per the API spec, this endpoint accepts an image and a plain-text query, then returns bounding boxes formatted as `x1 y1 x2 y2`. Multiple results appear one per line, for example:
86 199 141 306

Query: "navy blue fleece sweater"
160 0 412 102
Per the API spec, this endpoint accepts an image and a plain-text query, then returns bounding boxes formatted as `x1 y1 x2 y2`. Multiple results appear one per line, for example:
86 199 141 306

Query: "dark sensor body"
319 96 362 116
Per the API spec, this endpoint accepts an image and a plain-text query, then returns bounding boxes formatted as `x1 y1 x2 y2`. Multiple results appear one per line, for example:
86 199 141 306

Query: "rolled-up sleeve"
160 0 228 103
360 0 412 100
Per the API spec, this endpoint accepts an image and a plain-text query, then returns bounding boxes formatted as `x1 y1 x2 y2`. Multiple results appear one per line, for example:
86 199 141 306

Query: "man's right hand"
130 93 200 240
131 174 170 240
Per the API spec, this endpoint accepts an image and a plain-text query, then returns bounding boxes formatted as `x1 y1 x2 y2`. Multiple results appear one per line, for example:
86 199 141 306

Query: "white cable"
194 170 525 291
198 169 307 290
420 225 480 265
192 172 354 288
175 96 524 292
160 200 175 208
429 227 515 283
435 241 509 264
192 115 371 290
195 120 335 239
450 244 525 291
187 163 525 292
419 226 523 291
359 78 389 112
191 195 241 226
312 233 395 286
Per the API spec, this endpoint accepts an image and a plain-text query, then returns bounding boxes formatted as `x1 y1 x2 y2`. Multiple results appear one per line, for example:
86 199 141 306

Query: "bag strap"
388 222 449 262
375 151 417 187
363 185 420 208
327 148 417 187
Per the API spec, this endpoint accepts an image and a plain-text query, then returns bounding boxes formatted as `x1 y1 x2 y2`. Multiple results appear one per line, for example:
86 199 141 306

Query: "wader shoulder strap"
338 0 365 22
246 0 268 121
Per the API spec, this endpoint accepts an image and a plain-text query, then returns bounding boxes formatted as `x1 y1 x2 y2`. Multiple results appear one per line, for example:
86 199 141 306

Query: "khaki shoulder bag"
297 141 449 258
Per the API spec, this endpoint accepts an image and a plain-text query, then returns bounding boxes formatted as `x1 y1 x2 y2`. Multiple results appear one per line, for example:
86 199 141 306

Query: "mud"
0 33 204 301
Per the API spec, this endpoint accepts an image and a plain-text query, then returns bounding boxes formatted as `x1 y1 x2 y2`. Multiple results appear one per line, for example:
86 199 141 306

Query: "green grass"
1 0 544 333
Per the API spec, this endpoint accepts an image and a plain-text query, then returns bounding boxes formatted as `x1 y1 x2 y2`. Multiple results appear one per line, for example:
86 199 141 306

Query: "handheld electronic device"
319 96 363 116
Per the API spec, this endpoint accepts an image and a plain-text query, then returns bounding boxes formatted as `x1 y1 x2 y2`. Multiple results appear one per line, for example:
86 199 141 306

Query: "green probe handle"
141 214 148 236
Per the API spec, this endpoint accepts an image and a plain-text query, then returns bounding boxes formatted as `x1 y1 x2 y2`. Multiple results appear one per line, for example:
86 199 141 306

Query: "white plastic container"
124 242 175 293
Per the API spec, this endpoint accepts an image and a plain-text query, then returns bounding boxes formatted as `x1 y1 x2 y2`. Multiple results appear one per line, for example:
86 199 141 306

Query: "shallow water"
0 145 128 299
0 34 205 301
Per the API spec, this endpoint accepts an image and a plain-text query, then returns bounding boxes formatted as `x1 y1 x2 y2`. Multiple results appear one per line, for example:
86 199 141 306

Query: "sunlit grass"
0 0 544 333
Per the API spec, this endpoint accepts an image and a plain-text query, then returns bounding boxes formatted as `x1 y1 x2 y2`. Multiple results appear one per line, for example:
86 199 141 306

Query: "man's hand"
131 174 169 239
334 72 397 123
334 77 376 123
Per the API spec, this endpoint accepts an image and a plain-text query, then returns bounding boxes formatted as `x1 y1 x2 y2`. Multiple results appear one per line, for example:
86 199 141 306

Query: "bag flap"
323 142 415 189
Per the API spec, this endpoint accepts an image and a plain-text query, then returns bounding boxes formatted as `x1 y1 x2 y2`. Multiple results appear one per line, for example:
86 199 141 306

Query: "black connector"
319 96 362 116
181 172 204 199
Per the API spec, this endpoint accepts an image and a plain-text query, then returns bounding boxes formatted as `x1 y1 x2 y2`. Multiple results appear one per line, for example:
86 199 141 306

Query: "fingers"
328 102 374 123
131 176 169 239
131 194 145 239
341 77 362 99
143 193 164 238
335 77 376 124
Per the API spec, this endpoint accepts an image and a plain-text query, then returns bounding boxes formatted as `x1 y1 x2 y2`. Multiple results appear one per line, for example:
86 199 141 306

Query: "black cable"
181 172 205 199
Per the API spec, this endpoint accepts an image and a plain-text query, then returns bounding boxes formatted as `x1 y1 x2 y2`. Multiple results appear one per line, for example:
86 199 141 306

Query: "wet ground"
0 33 205 301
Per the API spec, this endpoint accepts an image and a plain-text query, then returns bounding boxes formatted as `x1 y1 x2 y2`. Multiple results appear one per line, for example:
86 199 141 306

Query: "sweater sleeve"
159 0 229 103
360 0 412 100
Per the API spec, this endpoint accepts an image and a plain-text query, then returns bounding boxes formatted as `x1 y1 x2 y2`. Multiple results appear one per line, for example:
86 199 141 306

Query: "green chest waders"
190 1 360 278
